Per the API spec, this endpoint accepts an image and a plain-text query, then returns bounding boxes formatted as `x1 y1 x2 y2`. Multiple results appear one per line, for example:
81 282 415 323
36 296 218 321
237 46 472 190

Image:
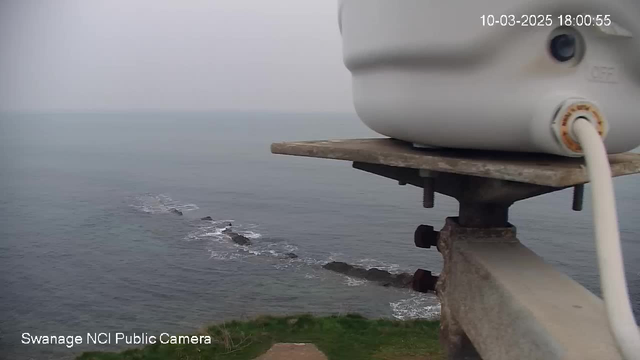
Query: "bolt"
414 225 439 249
423 177 435 208
419 170 436 208
572 184 584 211
412 268 439 293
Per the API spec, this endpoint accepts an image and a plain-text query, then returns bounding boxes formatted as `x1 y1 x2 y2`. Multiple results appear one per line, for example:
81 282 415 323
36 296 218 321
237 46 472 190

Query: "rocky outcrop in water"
200 216 213 221
322 261 414 289
221 228 252 246
284 252 299 259
230 234 251 246
169 208 183 216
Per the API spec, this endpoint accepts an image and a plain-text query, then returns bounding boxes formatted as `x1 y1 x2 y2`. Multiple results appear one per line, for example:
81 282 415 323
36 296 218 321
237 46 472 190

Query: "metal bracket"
353 162 565 227
352 161 626 359
270 139 640 360
436 218 623 360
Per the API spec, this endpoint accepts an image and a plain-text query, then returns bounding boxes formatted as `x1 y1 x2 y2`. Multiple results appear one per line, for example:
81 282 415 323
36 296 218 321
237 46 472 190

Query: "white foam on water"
203 231 223 237
185 220 236 241
131 194 199 214
208 250 243 261
242 231 262 239
186 220 312 270
246 249 278 257
390 295 441 320
345 277 367 287
356 258 401 272
282 244 298 252
186 220 418 294
300 257 326 266
186 226 228 243
274 262 294 270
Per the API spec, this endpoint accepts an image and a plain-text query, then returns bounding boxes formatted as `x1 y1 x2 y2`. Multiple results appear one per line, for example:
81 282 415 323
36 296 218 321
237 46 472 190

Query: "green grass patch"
77 314 442 360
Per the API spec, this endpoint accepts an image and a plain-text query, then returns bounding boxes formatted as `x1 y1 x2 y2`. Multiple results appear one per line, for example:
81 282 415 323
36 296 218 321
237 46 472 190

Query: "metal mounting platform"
271 138 640 187
271 137 640 360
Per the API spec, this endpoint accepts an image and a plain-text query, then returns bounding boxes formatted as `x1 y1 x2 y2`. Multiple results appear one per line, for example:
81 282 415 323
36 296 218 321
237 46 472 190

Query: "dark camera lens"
550 34 577 62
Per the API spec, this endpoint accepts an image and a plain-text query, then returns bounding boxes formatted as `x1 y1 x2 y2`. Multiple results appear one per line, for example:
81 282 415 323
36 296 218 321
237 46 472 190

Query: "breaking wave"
132 199 440 320
187 220 409 283
130 199 443 321
185 219 307 265
344 277 367 287
354 258 400 272
131 194 199 214
390 294 441 320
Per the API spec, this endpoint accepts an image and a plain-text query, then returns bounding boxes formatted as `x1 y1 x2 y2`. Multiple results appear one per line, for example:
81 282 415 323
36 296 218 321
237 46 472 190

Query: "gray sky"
0 0 354 113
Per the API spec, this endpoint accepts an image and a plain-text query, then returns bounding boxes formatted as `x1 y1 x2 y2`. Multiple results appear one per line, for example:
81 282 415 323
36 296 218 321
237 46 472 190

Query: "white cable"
572 118 640 360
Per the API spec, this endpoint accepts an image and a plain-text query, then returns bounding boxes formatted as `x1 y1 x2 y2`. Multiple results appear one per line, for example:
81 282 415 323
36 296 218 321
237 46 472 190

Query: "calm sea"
1 112 639 360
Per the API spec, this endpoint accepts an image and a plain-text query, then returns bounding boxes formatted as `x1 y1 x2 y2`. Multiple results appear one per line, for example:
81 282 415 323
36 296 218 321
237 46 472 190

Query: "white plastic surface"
339 0 640 156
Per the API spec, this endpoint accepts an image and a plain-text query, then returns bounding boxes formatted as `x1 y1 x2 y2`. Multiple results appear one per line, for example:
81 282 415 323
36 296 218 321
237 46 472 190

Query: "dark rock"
232 235 251 246
169 208 183 216
350 268 368 279
284 252 299 259
322 261 352 273
229 233 251 246
393 273 414 287
322 261 416 290
201 216 213 221
365 268 390 282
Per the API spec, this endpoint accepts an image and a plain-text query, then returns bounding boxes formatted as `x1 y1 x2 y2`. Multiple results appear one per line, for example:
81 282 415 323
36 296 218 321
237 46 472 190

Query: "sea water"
1 112 638 359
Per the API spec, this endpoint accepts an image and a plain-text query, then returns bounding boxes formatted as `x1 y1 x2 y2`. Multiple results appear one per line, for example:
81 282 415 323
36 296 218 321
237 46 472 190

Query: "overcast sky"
0 0 354 113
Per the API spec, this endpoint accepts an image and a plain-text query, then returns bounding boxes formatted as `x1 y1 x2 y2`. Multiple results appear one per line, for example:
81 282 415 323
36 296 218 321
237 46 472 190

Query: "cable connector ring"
551 99 608 156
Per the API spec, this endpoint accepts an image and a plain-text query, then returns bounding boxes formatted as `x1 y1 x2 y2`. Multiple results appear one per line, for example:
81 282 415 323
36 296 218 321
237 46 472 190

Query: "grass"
77 314 442 360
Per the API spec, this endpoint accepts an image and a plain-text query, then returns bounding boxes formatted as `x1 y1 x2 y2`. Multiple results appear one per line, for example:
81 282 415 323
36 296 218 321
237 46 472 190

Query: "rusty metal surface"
436 218 625 360
352 162 563 204
412 269 439 293
271 138 640 187
457 202 510 228
353 162 565 228
414 225 439 249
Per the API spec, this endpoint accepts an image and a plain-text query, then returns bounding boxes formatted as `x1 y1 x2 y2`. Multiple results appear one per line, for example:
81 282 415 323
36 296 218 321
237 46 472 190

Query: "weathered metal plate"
271 138 640 187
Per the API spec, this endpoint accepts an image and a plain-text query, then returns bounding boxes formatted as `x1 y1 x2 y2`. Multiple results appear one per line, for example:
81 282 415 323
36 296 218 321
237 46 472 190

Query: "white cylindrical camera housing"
339 0 640 156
